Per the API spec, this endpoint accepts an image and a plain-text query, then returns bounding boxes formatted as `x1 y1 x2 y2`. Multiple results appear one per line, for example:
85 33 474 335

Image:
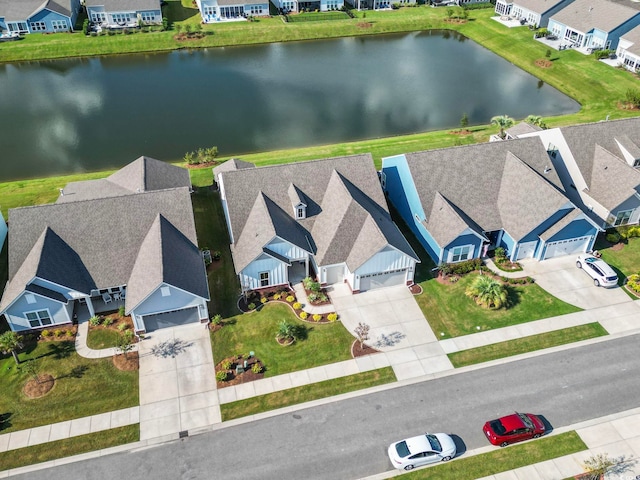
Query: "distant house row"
2 118 639 334
494 0 640 69
0 0 161 34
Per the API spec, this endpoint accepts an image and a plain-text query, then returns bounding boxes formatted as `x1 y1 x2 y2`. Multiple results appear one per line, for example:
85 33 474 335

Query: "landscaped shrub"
251 363 262 374
465 275 508 309
117 322 128 332
211 314 222 325
327 313 338 322
65 329 75 337
216 371 228 382
313 314 322 322
261 297 268 304
54 329 63 338
41 329 51 337
102 317 114 327
299 311 308 320
606 231 621 244
443 258 482 275
118 305 126 317
286 295 295 303
83 19 90 35
273 293 281 300
625 89 640 108
626 274 640 293
89 316 102 326
494 247 506 259
248 302 256 310
293 302 302 310
594 49 613 60
627 226 640 238
221 359 232 370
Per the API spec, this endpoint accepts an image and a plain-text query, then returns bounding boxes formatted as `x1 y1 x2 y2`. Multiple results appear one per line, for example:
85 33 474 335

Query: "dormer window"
296 205 306 219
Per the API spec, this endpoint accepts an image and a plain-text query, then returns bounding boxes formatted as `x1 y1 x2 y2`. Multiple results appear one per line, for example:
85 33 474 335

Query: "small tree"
193 23 202 34
581 453 618 480
183 151 195 164
526 114 547 129
174 23 182 35
162 17 169 31
354 322 370 349
460 113 469 130
0 331 23 365
116 331 135 358
545 49 551 59
446 8 454 18
184 23 192 35
465 275 508 309
22 360 41 384
491 114 515 139
82 18 90 36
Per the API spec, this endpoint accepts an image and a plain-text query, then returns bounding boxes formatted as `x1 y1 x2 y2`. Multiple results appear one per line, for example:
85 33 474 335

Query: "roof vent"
543 166 551 174
588 6 593 11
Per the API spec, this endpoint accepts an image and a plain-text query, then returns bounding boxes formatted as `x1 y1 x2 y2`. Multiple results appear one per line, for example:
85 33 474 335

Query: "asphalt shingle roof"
404 137 570 246
0 0 71 21
513 0 569 15
84 0 160 11
621 25 640 56
587 144 640 211
221 155 418 273
212 158 255 177
550 0 640 33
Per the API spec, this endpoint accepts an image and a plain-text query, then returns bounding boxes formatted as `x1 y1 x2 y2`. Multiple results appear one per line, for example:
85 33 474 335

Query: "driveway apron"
137 323 220 441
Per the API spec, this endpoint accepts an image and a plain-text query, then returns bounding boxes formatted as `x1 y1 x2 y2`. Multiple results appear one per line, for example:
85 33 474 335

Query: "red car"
483 412 545 447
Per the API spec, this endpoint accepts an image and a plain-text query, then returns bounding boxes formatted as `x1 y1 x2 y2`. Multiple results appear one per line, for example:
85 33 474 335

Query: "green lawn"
596 236 640 282
0 423 140 470
86 327 121 350
211 302 355 375
0 340 138 433
221 367 396 420
0 424 139 471
404 431 586 479
448 323 608 367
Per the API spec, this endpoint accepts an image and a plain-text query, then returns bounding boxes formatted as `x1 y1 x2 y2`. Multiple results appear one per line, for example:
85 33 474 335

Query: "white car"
388 432 456 471
576 254 618 287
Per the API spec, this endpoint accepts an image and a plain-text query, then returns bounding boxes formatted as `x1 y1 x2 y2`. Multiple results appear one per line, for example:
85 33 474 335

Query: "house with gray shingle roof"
215 155 419 293
382 138 600 264
513 117 640 229
0 0 80 34
494 0 576 28
0 157 209 334
616 25 640 71
85 0 162 28
547 0 640 51
196 0 269 23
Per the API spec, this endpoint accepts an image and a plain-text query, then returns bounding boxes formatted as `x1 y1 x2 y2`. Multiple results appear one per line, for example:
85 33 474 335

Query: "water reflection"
0 31 579 181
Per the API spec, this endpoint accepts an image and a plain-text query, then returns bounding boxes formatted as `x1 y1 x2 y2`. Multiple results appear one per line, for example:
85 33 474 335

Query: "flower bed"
215 353 265 387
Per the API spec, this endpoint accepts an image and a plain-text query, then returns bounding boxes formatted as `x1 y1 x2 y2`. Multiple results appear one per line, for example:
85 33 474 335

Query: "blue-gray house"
86 0 162 28
0 157 210 334
381 138 600 265
547 0 640 51
0 0 80 34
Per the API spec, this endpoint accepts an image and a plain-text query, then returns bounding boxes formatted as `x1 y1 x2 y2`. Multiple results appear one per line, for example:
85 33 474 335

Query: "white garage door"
543 236 592 259
516 241 538 260
359 270 407 291
325 265 344 285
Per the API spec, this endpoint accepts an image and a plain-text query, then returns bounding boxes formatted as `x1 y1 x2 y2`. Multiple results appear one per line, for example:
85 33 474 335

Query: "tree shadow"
504 285 522 309
57 365 90 380
43 341 75 360
292 324 308 341
150 338 193 358
374 331 406 348
0 412 12 432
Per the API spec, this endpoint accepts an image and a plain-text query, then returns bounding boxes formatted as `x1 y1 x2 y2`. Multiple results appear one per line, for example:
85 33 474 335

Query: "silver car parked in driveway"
576 254 618 287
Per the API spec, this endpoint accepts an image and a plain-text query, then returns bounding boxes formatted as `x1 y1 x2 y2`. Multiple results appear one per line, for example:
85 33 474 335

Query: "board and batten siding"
354 246 415 278
267 238 310 261
4 293 71 331
130 283 207 318
239 253 288 290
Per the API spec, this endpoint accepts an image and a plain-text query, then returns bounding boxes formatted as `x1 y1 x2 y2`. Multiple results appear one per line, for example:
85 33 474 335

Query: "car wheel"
404 465 414 471
500 442 509 447
576 261 582 269
441 456 452 462
533 434 541 439
594 279 600 287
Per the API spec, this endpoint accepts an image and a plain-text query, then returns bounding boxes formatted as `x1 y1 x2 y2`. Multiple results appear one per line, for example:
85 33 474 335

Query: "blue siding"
4 293 71 332
131 283 206 317
546 218 598 242
608 16 640 50
382 156 442 263
0 211 6 252
28 9 72 33
500 230 516 256
443 234 482 262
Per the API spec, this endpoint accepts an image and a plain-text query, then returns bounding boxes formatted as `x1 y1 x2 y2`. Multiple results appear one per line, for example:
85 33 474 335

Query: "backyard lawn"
0 340 138 433
211 302 355 376
596 236 640 283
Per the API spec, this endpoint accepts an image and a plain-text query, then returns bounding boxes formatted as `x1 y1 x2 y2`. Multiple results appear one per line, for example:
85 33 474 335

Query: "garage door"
359 270 407 291
516 241 537 260
325 265 344 285
543 236 592 260
143 307 200 332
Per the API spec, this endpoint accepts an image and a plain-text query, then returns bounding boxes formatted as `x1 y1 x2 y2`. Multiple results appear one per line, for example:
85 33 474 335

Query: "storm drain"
179 430 189 438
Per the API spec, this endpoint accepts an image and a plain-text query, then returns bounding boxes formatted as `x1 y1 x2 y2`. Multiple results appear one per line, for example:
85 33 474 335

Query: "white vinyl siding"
267 238 309 261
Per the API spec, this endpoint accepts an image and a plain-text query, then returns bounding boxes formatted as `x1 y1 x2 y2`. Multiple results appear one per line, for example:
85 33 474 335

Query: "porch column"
305 256 309 278
85 297 96 317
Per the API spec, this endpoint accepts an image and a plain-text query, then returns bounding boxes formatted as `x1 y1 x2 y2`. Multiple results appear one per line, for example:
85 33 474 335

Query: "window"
614 209 633 226
25 294 36 304
141 11 156 22
450 245 472 263
296 205 306 219
30 21 47 31
112 13 132 24
259 272 269 287
92 12 107 22
25 310 52 328
8 22 29 33
249 5 264 14
51 20 67 31
634 158 640 168
161 286 171 297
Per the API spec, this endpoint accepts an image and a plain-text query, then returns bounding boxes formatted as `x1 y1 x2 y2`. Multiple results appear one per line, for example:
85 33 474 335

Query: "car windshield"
606 276 618 281
490 420 506 435
518 413 534 429
395 441 410 458
426 434 442 452
585 257 597 263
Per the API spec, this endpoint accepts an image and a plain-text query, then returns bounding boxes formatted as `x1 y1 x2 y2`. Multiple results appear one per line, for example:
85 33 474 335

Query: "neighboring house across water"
0 0 80 34
494 0 575 28
513 118 640 229
0 210 7 252
0 156 210 335
86 0 162 28
616 25 640 71
196 0 269 22
215 154 419 294
381 138 600 264
547 0 640 51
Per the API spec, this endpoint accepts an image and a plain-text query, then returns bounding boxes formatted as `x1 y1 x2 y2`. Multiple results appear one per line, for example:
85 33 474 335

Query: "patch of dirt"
535 59 553 68
409 283 423 295
444 18 467 24
449 129 472 135
112 352 139 371
351 340 380 358
276 336 295 346
173 33 206 41
356 22 372 28
617 101 640 111
216 355 265 387
206 259 223 272
611 242 625 251
185 160 219 169
209 322 223 333
23 374 55 398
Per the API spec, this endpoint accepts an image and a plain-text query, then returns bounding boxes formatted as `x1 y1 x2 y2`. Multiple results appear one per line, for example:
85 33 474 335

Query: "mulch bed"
409 283 422 295
444 18 468 24
185 160 219 169
23 374 55 398
610 242 625 251
356 22 372 28
112 352 139 371
449 129 472 135
89 313 138 343
173 33 206 42
206 259 224 272
351 340 380 358
38 325 77 342
535 59 553 68
215 354 265 387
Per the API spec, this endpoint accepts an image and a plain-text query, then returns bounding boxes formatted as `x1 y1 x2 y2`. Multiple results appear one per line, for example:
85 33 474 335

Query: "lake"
0 30 579 181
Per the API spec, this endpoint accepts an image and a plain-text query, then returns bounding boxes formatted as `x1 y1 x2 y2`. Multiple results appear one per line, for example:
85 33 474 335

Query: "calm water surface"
0 31 579 181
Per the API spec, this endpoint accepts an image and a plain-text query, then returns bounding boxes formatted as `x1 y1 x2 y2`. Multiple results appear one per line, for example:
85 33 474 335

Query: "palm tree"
525 114 547 129
491 114 515 139
465 275 508 309
0 331 23 365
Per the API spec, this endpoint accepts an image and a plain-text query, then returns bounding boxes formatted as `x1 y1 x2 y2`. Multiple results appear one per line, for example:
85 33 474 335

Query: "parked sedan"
576 254 618 287
483 412 545 447
388 432 456 471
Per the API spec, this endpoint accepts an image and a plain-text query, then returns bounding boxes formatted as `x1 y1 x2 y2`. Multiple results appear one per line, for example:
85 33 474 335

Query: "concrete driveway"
520 256 632 310
328 283 439 352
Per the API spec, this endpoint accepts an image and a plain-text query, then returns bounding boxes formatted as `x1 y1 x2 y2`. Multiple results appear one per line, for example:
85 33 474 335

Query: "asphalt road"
13 334 640 480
